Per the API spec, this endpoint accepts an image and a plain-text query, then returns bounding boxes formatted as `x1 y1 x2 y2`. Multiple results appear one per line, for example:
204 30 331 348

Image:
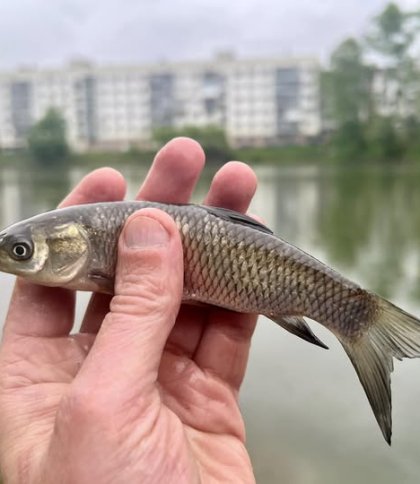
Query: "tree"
324 38 372 160
27 109 70 164
366 3 418 63
323 4 420 163
331 121 367 162
329 38 372 124
367 116 403 161
366 3 420 118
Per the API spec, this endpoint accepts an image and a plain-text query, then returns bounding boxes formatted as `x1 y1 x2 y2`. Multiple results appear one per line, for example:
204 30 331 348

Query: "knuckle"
120 270 164 298
112 272 175 319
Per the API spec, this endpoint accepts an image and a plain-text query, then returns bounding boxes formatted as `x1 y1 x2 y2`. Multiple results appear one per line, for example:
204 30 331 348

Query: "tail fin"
341 296 420 444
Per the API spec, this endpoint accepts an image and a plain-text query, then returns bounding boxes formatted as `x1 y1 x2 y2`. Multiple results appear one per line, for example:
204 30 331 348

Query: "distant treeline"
3 2 420 166
322 2 420 162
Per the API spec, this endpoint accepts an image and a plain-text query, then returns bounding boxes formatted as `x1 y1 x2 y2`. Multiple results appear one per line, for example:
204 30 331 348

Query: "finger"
164 305 209 357
59 167 126 208
137 137 205 202
193 163 258 389
166 161 257 357
79 294 112 334
81 138 205 333
194 311 258 391
3 169 126 339
66 167 126 334
204 161 257 211
75 209 183 403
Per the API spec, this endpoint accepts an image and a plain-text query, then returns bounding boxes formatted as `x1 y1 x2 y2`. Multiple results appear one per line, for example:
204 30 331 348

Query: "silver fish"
1 200 420 444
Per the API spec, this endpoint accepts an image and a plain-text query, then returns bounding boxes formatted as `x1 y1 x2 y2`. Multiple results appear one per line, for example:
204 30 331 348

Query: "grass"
3 141 420 168
0 144 330 169
234 144 328 164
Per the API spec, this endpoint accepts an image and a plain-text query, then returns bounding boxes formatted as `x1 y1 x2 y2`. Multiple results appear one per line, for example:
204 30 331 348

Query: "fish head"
0 218 90 287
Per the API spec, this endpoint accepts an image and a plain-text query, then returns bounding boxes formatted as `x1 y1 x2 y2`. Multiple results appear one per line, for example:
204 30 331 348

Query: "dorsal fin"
202 205 273 235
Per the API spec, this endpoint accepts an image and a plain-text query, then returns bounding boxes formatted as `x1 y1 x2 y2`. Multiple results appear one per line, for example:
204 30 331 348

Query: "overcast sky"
0 0 418 69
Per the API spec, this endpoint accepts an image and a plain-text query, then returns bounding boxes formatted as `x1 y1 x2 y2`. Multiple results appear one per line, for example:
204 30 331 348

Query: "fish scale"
2 199 420 444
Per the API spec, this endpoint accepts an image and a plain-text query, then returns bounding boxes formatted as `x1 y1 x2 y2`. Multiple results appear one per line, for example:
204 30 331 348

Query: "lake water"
1 162 420 483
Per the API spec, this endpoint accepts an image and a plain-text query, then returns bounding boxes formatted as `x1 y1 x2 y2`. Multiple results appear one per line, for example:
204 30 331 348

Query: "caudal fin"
341 296 420 444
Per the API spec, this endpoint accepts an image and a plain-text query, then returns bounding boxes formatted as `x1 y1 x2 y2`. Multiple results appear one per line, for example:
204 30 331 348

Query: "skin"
0 137 258 484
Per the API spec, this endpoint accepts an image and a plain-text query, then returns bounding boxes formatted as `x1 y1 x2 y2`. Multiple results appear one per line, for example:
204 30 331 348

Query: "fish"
1 200 420 444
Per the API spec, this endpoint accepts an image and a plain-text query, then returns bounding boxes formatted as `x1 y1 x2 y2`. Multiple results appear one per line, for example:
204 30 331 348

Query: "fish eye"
11 242 33 261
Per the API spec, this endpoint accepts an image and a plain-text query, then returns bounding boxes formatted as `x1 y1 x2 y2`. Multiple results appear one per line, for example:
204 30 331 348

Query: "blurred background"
1 1 420 483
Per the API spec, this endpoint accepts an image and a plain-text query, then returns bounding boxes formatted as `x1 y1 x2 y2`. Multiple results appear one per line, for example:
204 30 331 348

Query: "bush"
330 120 367 162
27 109 70 165
366 116 404 162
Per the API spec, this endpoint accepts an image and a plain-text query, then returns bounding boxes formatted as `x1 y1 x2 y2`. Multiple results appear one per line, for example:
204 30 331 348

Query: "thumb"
76 208 184 398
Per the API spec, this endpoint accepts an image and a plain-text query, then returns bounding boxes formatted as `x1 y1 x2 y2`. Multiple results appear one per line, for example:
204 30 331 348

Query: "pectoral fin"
271 315 329 349
88 270 114 294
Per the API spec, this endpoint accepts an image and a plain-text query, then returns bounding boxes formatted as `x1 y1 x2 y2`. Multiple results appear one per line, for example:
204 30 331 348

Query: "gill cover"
37 222 90 284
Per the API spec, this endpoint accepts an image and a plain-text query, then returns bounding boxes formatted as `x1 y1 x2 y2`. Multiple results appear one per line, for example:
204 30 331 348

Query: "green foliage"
323 2 420 163
328 39 372 124
153 125 234 162
71 148 155 166
234 144 326 164
366 117 404 161
365 3 420 120
324 39 372 161
366 3 416 60
27 109 70 165
404 116 420 147
401 116 420 161
330 121 367 162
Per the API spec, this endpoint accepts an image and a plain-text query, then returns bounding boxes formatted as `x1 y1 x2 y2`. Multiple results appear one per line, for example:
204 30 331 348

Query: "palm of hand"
0 139 257 483
2 315 252 482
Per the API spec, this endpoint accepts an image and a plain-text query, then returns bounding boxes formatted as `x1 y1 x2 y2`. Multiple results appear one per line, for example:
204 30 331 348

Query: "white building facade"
0 56 321 151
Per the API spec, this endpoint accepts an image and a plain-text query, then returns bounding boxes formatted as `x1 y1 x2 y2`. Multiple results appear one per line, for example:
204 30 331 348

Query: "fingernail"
124 215 169 248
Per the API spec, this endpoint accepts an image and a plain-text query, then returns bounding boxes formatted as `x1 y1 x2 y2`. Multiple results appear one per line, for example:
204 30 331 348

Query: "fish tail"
340 295 420 445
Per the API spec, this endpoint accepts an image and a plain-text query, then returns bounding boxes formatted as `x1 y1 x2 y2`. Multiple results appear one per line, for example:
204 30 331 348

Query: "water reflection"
250 165 420 301
1 162 420 483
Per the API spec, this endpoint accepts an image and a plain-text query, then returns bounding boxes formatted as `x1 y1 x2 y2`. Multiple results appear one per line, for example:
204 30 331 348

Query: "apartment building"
0 55 321 151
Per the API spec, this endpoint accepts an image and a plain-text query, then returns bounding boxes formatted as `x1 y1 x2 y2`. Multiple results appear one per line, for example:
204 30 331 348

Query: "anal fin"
271 316 328 349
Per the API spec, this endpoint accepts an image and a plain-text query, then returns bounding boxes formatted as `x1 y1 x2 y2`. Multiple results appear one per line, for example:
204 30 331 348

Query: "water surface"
1 162 420 483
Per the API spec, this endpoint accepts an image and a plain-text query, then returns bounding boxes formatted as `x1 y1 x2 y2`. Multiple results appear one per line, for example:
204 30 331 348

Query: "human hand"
0 138 258 483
